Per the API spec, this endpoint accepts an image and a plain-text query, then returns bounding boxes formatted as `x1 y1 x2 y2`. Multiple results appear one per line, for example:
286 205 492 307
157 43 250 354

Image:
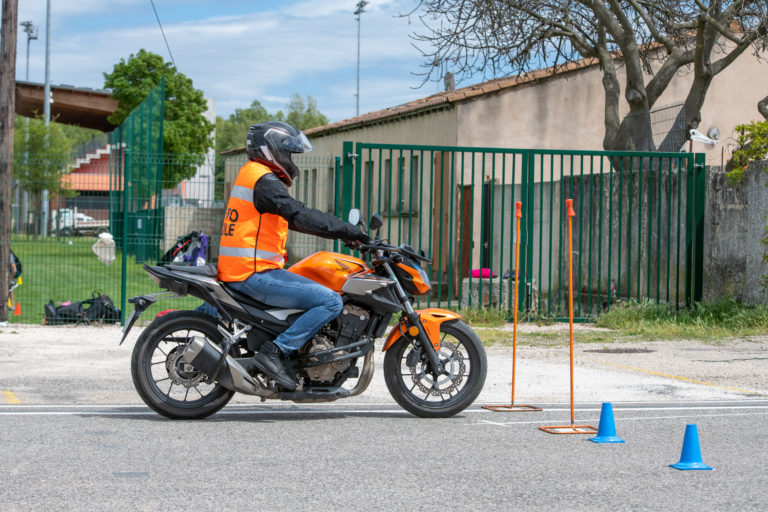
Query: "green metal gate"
338 142 706 319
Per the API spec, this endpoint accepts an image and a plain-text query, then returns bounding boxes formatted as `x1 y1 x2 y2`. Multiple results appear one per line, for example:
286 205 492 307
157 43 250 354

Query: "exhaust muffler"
182 336 267 396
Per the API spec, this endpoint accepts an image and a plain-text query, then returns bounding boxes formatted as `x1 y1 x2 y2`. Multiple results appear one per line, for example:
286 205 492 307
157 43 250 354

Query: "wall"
455 48 768 165
704 162 768 304
309 107 459 162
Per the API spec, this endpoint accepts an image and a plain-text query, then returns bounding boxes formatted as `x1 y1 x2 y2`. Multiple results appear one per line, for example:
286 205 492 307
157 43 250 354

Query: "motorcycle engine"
304 304 371 383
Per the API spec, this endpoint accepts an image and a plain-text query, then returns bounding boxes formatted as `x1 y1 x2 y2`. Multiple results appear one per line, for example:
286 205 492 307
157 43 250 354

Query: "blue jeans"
228 269 343 354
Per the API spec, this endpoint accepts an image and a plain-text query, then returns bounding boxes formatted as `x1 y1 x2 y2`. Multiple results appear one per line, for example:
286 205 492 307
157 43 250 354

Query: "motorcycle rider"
218 121 370 390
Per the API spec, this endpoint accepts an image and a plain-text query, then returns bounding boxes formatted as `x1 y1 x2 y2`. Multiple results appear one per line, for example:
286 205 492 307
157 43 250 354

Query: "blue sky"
15 0 460 123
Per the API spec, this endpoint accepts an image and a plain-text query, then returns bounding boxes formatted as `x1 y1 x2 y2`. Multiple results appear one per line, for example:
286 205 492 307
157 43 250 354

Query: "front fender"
382 308 461 352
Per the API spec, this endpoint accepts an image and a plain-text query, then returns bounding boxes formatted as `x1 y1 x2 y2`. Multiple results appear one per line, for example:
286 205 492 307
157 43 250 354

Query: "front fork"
384 262 445 375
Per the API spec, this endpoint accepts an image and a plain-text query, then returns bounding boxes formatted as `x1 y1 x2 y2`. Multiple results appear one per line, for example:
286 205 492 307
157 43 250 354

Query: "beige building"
220 49 767 312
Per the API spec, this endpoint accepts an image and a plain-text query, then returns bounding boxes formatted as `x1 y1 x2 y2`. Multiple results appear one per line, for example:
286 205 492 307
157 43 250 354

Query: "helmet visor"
280 131 314 153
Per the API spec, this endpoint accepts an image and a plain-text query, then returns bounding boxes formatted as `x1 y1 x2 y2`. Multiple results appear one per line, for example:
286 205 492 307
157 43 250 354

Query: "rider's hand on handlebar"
344 234 373 250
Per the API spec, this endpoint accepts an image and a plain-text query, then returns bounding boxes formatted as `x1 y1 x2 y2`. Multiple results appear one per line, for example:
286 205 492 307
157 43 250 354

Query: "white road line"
1 403 767 416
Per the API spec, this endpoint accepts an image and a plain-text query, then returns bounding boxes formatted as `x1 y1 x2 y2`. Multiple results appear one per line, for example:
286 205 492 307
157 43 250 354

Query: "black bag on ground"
45 300 85 325
83 292 121 323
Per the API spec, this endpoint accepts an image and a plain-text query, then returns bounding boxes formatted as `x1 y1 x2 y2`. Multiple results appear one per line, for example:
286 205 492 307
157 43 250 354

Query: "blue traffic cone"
589 402 625 443
669 424 713 470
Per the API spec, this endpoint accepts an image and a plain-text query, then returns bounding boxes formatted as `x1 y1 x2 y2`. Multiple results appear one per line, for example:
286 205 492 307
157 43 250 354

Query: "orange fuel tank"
288 252 370 293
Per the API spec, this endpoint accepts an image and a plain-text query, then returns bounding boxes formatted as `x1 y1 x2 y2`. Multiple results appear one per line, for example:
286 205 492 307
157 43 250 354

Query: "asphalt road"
1 325 767 510
1 401 767 511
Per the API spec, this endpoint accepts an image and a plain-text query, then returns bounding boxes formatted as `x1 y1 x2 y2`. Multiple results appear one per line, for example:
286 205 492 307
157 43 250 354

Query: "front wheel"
384 320 487 418
131 310 234 419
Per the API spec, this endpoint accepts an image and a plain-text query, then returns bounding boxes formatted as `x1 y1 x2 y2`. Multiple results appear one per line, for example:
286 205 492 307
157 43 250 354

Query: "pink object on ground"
471 268 495 278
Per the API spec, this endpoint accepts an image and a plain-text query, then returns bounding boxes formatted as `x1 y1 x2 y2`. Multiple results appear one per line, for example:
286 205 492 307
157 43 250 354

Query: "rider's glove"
344 234 373 250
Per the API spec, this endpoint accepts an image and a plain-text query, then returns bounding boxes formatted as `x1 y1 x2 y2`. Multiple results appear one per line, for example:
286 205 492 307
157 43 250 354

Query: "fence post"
519 150 534 313
684 153 706 307
692 154 706 304
340 141 355 255
120 149 131 325
334 155 341 253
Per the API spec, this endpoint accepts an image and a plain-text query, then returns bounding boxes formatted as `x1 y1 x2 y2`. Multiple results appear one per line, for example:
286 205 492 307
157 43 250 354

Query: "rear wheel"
131 310 234 419
384 320 487 418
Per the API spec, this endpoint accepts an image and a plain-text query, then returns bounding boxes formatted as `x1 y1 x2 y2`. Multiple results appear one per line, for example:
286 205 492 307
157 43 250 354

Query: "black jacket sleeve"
252 173 365 241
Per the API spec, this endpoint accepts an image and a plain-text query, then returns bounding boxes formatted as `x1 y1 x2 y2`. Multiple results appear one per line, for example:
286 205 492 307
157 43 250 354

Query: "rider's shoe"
251 341 298 390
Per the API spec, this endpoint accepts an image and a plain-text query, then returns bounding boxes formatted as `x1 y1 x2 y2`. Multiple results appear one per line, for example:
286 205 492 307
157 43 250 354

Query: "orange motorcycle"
120 210 487 418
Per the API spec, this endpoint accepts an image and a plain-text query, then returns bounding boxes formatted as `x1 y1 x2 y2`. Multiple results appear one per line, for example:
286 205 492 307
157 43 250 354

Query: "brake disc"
409 341 465 396
166 345 205 388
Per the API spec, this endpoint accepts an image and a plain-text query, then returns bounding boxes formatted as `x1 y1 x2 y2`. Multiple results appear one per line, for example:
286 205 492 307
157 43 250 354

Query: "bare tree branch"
407 0 768 150
759 94 768 119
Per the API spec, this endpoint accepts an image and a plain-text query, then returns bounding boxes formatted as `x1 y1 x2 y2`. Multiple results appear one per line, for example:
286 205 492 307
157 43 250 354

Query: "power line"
148 0 215 201
150 0 178 71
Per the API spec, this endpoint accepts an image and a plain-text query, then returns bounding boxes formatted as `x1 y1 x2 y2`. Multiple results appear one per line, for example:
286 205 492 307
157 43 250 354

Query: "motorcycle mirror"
369 212 383 232
348 208 362 226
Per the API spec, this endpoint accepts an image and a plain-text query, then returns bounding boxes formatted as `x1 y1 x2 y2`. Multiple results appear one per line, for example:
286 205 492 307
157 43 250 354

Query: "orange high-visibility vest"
218 161 289 282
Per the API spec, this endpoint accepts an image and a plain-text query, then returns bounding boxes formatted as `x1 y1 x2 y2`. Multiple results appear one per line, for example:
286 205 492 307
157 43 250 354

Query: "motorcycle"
120 210 487 419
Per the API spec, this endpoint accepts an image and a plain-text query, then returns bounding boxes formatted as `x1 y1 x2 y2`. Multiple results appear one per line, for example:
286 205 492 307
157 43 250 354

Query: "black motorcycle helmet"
246 121 314 186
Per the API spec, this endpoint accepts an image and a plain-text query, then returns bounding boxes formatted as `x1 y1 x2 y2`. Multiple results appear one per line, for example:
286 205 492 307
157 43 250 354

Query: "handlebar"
344 239 432 264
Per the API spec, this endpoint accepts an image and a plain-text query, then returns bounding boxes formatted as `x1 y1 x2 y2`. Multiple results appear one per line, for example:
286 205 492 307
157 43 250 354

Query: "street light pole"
21 21 38 82
41 0 51 237
18 21 37 235
354 1 368 117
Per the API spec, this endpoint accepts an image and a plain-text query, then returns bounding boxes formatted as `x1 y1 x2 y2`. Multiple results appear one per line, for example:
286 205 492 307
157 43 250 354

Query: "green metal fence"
4 135 705 325
341 142 706 319
4 149 335 325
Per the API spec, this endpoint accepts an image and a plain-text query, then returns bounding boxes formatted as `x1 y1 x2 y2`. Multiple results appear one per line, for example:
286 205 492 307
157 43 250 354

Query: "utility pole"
354 0 368 117
1 0 20 324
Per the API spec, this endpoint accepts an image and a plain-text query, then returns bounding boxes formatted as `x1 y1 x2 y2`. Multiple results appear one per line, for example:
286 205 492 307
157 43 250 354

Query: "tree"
12 115 73 236
103 49 214 184
215 100 272 155
409 1 768 151
277 94 330 132
215 95 329 155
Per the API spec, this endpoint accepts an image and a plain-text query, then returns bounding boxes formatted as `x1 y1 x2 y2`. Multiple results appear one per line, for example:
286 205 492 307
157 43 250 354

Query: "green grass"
9 236 200 325
594 298 768 341
9 238 768 346
472 298 768 347
446 307 510 327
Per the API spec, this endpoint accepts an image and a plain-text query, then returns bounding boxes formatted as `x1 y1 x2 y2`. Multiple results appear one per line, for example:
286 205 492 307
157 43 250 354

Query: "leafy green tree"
103 49 214 184
276 94 329 132
215 95 328 155
215 100 272 155
58 123 103 150
13 116 74 236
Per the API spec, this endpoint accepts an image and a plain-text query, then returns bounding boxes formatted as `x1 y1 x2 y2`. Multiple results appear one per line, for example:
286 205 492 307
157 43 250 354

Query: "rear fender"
382 308 461 352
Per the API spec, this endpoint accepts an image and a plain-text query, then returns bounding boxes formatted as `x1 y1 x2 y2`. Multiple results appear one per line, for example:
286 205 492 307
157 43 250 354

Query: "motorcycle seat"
165 263 218 278
221 282 275 310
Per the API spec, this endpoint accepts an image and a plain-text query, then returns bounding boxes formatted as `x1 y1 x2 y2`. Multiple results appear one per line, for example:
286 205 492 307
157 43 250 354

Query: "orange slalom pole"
539 199 596 434
567 198 576 426
482 202 541 413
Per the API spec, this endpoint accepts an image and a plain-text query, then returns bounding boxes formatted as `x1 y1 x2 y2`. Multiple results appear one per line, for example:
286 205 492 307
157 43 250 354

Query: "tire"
131 310 234 419
384 320 487 418
60 227 74 237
